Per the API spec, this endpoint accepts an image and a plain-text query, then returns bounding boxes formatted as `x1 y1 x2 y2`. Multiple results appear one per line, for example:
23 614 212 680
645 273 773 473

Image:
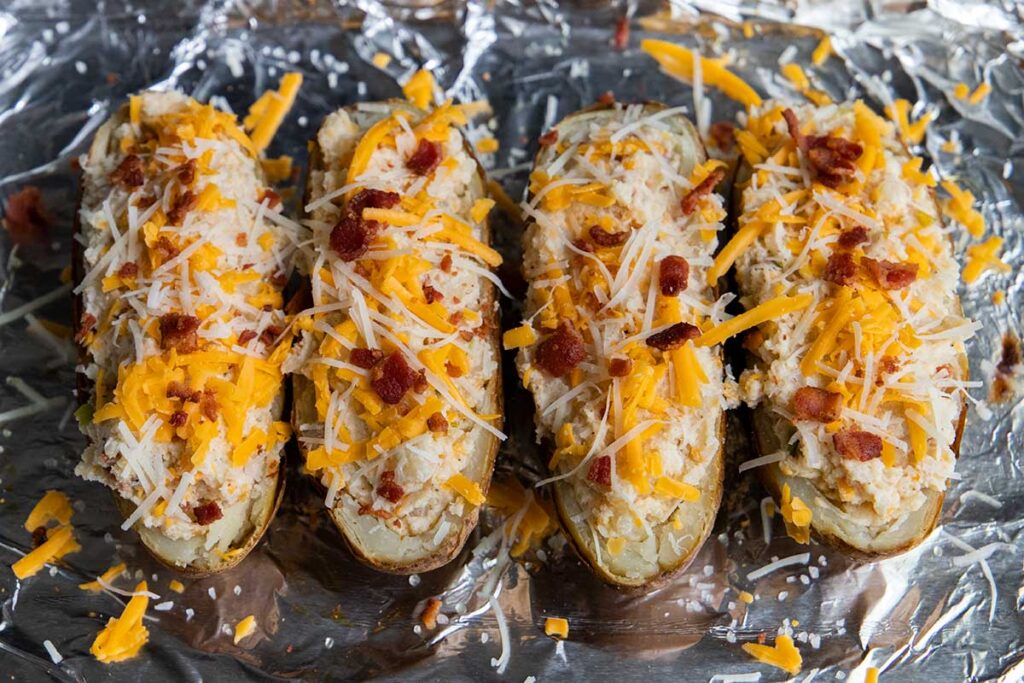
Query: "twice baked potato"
290 98 504 574
74 90 296 575
725 100 972 556
510 102 729 588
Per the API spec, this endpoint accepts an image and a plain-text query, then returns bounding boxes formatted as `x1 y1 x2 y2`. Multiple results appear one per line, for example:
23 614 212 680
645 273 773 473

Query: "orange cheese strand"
24 490 73 532
800 287 853 376
12 526 80 579
698 294 814 348
90 581 150 663
963 236 1010 283
80 562 128 592
246 72 303 153
402 69 436 110
641 39 762 108
742 634 803 675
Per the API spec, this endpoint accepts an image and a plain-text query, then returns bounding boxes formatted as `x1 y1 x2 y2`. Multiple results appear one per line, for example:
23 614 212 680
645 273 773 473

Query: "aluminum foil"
1 0 1022 680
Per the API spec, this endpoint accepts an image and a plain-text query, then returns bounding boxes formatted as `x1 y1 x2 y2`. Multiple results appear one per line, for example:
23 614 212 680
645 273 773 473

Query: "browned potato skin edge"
292 101 502 575
73 101 285 577
733 142 968 559
530 101 727 590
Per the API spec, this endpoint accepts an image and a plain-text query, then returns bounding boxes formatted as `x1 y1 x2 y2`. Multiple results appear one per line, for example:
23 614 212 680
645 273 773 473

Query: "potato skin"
734 148 968 559
294 101 502 575
527 102 727 589
74 101 284 576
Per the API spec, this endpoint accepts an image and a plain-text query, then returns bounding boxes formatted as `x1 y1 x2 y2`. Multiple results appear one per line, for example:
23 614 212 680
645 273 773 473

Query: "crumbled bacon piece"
406 139 443 176
440 253 453 273
350 347 385 369
538 129 559 146
608 356 632 377
427 412 449 434
680 168 725 215
192 501 223 525
589 225 629 247
31 525 48 548
159 313 200 353
833 429 883 462
421 597 443 629
571 238 593 253
862 258 918 290
792 386 844 422
117 262 139 279
837 226 869 250
176 159 197 186
371 352 420 405
111 155 145 188
259 188 282 208
613 15 629 50
597 91 615 106
376 470 404 503
659 255 690 296
824 252 857 286
413 370 429 394
586 455 612 487
535 321 586 377
152 236 179 261
199 389 219 421
422 282 443 304
169 410 188 427
782 108 862 188
235 233 248 247
646 322 701 351
348 188 401 216
445 361 463 378
876 355 900 384
259 325 282 347
2 186 49 245
75 313 96 344
329 189 401 261
167 190 198 225
709 121 736 151
166 381 200 402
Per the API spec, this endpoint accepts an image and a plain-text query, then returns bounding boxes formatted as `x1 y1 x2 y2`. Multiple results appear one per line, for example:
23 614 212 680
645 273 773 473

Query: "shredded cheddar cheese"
80 562 128 592
642 39 762 107
544 616 569 639
811 36 833 65
233 615 257 644
402 69 436 110
742 634 803 675
963 236 1010 283
90 581 150 663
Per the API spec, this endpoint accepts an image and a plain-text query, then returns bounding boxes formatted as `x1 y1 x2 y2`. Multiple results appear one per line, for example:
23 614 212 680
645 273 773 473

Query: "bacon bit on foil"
613 15 630 50
646 322 701 351
2 186 49 245
793 386 843 422
536 321 586 377
833 429 883 462
681 168 725 215
420 598 443 629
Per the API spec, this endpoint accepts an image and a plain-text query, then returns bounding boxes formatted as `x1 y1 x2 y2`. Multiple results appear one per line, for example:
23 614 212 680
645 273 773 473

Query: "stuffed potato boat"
509 102 730 587
289 99 504 574
74 90 297 574
726 100 973 556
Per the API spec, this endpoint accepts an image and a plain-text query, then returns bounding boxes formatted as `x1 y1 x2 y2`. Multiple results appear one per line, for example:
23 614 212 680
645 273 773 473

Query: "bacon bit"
169 410 188 427
459 330 474 342
152 236 179 261
350 348 385 369
659 255 690 296
589 225 629 247
992 334 1021 403
474 317 495 340
538 129 559 146
793 386 843 422
413 370 429 394
376 471 404 504
571 238 594 253
613 15 630 50
192 501 223 525
709 121 736 151
371 352 420 405
75 313 97 344
422 282 443 304
2 186 49 245
535 321 586 377
862 257 918 290
259 325 282 347
597 91 616 106
167 190 198 225
742 328 765 353
235 233 248 247
586 455 612 487
833 429 883 461
329 189 400 261
166 382 200 402
407 139 443 176
117 262 139 279
757 632 768 645
608 356 632 377
357 504 393 520
445 361 463 378
31 525 48 548
159 313 200 353
836 226 869 250
448 310 464 327
421 597 443 629
348 188 401 216
259 188 282 208
176 159 197 186
427 412 449 434
646 322 701 351
680 168 725 215
134 195 157 210
824 252 857 286
199 389 219 421
783 108 862 188
440 253 453 273
110 155 145 188
876 355 900 384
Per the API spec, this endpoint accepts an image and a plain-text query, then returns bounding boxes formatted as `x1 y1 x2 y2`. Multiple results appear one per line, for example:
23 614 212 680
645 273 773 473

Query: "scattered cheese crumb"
544 616 569 639
233 615 257 644
372 52 392 69
739 590 755 604
812 36 833 65
742 633 803 675
168 579 185 593
475 136 500 154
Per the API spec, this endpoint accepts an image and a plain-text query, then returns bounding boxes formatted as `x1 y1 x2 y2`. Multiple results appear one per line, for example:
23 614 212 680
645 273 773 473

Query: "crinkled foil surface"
1 0 1023 680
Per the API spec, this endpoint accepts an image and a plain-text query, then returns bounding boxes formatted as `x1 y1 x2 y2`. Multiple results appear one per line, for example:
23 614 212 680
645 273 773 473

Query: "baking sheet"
0 0 1022 680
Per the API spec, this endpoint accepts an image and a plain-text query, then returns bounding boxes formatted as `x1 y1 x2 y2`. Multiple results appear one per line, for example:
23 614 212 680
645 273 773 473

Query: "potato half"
74 92 291 575
515 103 727 588
292 100 502 574
730 100 971 557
